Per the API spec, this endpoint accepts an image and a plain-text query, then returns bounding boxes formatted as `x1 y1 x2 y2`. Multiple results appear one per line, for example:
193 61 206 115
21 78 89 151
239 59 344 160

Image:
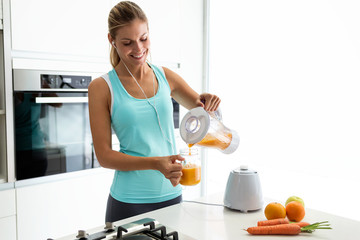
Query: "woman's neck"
117 61 150 81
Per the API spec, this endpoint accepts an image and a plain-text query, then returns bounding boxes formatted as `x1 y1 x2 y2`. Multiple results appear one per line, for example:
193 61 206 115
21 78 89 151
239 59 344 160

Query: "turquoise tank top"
102 63 182 203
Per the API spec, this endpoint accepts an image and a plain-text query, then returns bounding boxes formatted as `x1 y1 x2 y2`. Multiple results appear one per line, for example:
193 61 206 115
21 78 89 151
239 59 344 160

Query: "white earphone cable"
122 61 175 154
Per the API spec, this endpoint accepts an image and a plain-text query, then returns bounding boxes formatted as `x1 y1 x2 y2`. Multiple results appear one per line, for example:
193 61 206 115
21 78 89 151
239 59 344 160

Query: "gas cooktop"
52 218 195 240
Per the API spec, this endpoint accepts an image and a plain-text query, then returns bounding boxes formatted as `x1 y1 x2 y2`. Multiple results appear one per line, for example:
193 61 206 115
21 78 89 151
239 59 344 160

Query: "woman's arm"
163 67 221 112
88 77 183 186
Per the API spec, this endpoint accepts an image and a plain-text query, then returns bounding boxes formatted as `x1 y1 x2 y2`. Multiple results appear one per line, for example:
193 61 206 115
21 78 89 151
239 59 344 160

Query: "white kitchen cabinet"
0 188 16 240
10 0 184 71
10 0 111 59
0 188 16 218
11 0 182 66
0 216 16 240
16 169 114 240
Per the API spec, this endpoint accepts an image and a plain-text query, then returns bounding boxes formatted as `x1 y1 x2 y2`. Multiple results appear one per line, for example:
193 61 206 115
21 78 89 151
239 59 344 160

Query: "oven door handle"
35 96 88 104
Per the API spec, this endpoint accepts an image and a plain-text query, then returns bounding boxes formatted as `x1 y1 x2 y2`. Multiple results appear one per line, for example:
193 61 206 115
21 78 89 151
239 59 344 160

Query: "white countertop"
58 192 360 240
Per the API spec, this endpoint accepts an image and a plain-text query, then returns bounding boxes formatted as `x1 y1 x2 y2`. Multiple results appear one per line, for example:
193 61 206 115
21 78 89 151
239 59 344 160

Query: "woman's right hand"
156 155 184 187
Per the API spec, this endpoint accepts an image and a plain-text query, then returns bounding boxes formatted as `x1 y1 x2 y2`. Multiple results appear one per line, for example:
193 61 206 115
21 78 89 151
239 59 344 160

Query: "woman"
88 1 221 222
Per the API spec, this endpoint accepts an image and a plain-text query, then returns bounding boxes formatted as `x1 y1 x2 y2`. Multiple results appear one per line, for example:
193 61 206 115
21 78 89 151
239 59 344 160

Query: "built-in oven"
13 69 102 180
13 69 180 181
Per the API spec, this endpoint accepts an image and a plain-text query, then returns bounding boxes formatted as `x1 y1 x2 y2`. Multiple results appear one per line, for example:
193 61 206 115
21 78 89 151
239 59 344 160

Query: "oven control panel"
41 74 91 89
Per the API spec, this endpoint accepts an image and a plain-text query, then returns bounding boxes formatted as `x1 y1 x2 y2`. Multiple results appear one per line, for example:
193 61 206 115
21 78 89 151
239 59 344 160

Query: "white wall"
208 0 360 221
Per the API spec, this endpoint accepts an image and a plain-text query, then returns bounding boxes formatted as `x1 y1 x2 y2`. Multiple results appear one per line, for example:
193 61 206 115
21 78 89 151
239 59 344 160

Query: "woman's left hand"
197 93 221 112
155 155 184 187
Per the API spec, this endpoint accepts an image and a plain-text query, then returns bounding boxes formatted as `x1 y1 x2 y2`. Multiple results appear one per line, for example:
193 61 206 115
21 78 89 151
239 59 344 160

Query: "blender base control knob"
240 165 248 170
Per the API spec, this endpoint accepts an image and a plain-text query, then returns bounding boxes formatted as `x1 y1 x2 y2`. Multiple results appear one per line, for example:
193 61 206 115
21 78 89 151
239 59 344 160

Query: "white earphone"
112 41 117 49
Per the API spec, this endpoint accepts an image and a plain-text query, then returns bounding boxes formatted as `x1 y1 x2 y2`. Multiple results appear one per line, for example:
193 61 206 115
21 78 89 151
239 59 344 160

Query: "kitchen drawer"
0 188 16 218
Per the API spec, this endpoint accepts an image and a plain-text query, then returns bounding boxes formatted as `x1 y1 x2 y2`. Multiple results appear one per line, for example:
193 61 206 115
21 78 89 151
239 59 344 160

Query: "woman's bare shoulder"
162 66 181 79
88 77 110 94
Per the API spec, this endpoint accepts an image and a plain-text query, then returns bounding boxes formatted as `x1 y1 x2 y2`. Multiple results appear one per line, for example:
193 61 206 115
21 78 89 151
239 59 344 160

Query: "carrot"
257 219 309 227
247 224 301 235
257 218 289 226
291 222 310 227
246 221 331 235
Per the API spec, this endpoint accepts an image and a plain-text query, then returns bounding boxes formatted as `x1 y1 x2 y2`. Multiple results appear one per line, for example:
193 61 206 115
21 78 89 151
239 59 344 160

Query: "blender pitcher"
179 107 239 154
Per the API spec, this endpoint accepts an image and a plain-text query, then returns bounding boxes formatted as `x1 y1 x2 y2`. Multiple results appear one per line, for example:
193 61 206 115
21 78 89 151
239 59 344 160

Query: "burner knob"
76 230 88 238
105 222 115 230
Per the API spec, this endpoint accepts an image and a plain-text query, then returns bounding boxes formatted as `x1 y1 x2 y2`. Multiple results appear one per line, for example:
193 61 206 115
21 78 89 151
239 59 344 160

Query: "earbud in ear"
112 41 116 48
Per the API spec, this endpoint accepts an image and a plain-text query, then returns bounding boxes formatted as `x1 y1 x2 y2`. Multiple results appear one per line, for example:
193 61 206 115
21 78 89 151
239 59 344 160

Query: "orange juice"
188 132 232 150
180 163 201 186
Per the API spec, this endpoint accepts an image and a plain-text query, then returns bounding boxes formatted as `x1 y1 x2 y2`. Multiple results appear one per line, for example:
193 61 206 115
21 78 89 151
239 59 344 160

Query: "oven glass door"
14 91 99 180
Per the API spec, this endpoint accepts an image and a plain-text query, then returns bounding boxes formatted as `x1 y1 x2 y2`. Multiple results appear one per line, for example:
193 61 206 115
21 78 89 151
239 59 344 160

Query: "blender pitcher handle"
201 98 222 121
214 108 222 121
209 108 222 122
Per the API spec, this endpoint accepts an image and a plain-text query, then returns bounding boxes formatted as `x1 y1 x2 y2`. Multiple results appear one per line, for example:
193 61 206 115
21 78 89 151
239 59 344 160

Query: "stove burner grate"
119 221 178 240
74 218 179 240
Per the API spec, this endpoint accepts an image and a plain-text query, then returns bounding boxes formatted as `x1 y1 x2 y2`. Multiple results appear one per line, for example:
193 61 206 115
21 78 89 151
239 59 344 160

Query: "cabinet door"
0 188 16 218
0 189 16 239
0 189 16 240
0 216 16 240
10 0 111 59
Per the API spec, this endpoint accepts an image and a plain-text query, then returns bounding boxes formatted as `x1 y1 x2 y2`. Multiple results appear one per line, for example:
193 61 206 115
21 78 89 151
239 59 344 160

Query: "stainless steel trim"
13 69 102 91
35 96 88 104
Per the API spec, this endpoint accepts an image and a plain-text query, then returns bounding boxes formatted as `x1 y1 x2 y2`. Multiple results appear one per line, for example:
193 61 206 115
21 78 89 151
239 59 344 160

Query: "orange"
286 201 305 222
264 202 286 220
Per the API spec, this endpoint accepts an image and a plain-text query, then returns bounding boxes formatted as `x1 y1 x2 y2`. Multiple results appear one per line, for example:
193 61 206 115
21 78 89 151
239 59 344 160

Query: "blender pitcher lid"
180 107 210 144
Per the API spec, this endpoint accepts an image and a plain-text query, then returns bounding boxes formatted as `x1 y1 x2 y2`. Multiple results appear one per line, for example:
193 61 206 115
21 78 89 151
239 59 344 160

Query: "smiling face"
112 19 150 67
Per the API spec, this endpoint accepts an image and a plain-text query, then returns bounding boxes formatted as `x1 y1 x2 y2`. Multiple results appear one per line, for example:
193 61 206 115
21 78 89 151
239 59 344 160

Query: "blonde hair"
108 1 148 68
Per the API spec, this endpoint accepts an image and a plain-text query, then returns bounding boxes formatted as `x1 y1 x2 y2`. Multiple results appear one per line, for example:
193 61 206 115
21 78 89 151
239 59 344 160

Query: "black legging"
105 194 182 223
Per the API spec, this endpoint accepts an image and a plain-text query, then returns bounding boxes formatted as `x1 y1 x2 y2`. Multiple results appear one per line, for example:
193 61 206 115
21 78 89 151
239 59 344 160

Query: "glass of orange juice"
179 147 201 186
